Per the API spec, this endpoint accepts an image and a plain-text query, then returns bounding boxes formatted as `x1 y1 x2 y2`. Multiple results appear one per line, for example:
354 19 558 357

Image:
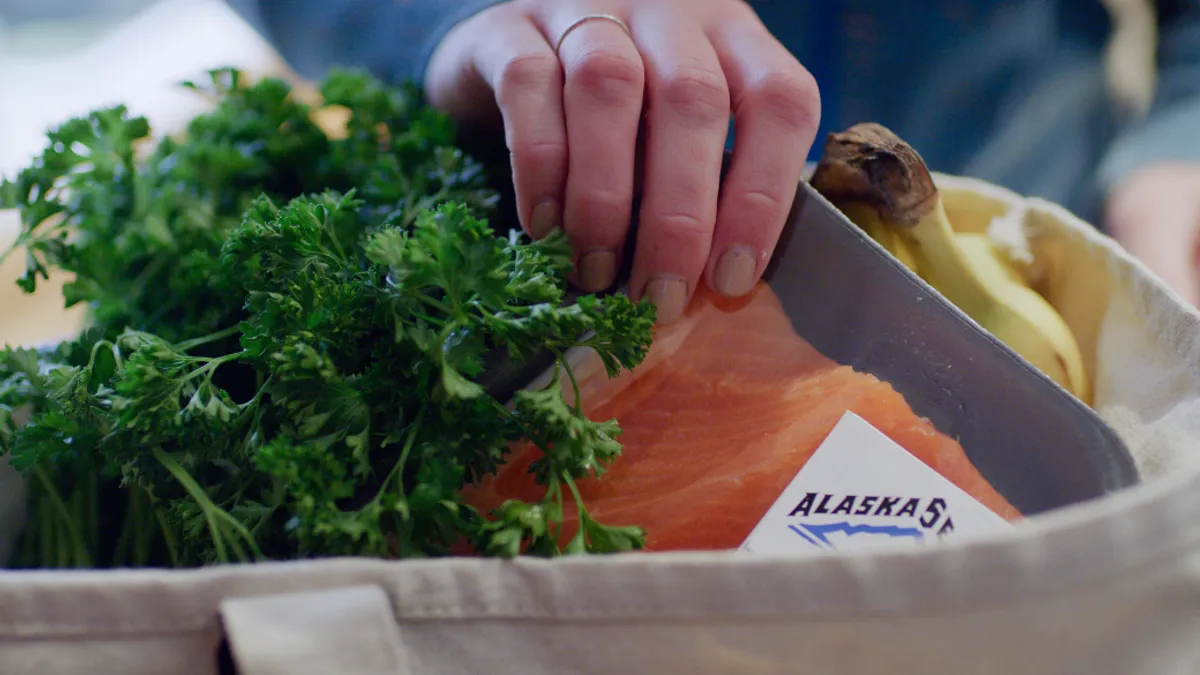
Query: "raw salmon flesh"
461 282 1022 552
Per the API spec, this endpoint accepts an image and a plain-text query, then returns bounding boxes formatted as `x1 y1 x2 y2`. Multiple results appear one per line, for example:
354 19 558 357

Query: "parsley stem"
323 212 348 261
113 486 155 567
373 407 425 508
84 469 100 560
157 505 179 567
550 349 583 415
135 490 157 567
33 501 46 567
32 465 92 568
162 459 226 563
492 399 552 451
72 478 93 564
562 473 590 553
113 491 135 567
547 476 564 545
563 472 587 518
56 507 68 568
153 446 262 563
175 324 241 352
37 495 53 568
414 291 455 319
238 381 270 432
130 487 147 567
179 351 243 389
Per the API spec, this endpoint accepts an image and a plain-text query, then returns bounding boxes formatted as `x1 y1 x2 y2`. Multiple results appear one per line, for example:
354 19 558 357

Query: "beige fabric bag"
2 172 1200 674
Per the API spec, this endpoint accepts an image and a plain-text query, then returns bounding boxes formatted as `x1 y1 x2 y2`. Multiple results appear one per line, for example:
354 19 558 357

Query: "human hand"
1105 163 1200 307
424 0 820 323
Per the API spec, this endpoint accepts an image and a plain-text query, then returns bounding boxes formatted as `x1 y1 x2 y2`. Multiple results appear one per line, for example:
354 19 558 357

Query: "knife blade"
762 177 1137 515
481 152 1138 516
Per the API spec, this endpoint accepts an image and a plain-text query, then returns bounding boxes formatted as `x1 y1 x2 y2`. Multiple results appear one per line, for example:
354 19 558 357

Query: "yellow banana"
850 204 925 274
954 231 1090 403
809 123 1091 405
954 232 1029 288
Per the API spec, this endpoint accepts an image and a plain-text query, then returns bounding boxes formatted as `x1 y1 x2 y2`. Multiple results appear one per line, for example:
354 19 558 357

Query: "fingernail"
530 201 560 239
578 249 617 291
712 246 759 297
644 276 688 324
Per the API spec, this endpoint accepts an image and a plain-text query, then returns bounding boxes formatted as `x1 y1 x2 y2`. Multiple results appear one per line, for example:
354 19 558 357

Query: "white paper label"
739 412 1014 554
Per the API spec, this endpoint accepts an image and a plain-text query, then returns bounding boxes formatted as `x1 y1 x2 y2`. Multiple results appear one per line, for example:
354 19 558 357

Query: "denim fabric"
227 0 1200 225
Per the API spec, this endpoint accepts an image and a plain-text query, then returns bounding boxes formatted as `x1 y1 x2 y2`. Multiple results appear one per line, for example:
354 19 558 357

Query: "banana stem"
903 201 996 318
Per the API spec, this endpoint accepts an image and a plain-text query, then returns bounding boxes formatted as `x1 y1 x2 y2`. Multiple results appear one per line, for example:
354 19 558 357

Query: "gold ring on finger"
554 13 633 58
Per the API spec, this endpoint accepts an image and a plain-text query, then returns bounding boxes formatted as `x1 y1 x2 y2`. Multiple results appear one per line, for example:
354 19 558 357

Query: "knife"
480 152 1138 517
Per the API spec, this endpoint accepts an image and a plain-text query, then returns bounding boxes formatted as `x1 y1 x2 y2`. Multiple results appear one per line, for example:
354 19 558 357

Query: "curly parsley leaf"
0 66 656 569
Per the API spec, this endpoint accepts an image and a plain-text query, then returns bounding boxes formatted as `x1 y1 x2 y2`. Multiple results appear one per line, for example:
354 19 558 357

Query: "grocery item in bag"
462 282 1022 551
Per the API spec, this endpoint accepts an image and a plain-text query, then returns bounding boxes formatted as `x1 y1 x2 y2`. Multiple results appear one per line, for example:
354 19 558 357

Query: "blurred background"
0 0 286 179
0 0 286 346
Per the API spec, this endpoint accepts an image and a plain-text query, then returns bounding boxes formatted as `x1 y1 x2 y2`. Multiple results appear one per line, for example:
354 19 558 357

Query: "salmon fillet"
462 282 1022 552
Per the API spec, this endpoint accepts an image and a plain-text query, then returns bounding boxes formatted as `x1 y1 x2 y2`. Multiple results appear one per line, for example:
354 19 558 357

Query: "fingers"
624 6 731 323
705 8 821 298
428 0 821 326
458 6 569 241
1116 218 1200 307
537 4 645 293
1106 166 1200 306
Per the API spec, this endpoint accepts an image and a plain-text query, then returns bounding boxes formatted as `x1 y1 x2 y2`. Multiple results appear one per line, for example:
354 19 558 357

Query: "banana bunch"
809 123 1091 406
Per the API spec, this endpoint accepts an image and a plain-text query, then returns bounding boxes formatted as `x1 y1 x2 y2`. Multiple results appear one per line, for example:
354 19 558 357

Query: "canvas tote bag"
3 170 1200 674
4 0 1200 668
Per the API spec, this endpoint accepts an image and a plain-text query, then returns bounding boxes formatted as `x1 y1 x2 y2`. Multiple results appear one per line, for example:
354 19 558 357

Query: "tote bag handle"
220 585 407 675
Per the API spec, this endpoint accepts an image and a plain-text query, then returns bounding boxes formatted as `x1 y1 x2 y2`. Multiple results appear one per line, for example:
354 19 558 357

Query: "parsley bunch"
0 68 655 568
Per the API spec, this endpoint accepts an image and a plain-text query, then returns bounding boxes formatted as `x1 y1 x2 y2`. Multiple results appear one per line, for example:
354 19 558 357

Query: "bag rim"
1 459 1198 634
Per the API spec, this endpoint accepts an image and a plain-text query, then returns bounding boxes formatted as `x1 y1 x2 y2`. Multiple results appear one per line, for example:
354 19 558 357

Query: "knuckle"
740 69 821 131
736 188 787 218
649 211 714 242
658 64 730 125
642 214 712 270
571 50 645 104
574 187 631 217
511 137 567 170
496 53 560 104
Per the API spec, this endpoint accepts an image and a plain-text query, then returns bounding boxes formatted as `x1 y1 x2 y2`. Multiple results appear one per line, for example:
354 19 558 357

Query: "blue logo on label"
789 522 925 549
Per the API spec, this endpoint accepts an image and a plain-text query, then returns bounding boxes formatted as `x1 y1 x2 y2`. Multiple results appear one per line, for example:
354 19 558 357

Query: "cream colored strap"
220 585 407 675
